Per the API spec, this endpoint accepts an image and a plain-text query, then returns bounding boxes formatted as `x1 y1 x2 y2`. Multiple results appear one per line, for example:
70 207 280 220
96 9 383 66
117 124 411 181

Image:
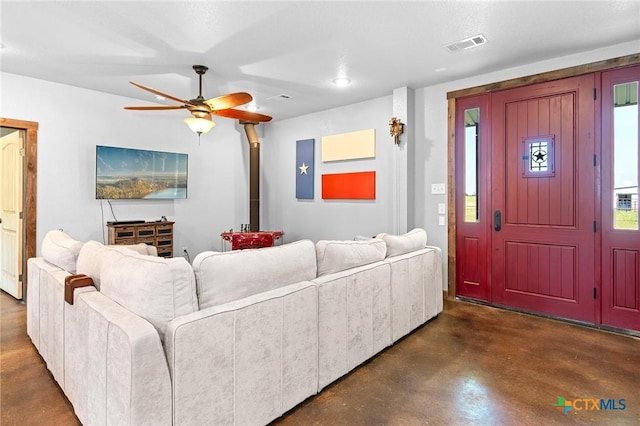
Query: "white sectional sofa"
27 228 443 426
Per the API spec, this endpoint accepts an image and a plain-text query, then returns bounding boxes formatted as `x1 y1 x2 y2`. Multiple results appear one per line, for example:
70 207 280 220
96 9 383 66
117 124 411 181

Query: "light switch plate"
438 215 445 226
431 183 446 194
438 203 445 214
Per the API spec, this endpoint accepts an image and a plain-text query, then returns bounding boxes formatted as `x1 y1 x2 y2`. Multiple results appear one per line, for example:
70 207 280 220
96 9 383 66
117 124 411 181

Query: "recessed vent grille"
444 34 487 52
267 94 293 102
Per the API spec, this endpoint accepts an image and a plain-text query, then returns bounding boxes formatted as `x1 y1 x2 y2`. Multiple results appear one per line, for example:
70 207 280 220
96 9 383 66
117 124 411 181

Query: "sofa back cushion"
98 249 198 341
193 239 317 309
315 239 387 276
41 230 84 273
376 228 427 258
77 241 158 289
126 243 158 256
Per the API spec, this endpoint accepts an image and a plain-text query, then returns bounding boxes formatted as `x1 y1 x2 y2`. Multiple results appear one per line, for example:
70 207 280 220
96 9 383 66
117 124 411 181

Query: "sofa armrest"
27 257 64 353
425 245 444 311
27 257 93 388
68 291 172 425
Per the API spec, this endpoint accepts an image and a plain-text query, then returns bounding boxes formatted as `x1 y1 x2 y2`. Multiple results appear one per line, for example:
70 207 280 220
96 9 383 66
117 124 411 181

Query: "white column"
392 87 414 235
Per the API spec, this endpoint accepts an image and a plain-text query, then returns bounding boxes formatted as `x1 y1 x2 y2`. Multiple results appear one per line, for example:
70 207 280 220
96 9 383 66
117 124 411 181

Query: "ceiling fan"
124 65 272 135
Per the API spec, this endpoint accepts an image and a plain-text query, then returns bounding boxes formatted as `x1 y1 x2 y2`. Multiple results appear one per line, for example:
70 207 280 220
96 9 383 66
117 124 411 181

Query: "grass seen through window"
614 209 639 230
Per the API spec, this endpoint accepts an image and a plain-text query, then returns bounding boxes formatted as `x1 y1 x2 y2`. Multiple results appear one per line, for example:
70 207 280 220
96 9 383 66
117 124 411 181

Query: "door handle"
494 210 501 231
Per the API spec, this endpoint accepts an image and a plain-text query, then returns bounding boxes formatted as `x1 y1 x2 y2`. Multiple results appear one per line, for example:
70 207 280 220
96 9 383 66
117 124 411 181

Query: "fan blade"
124 105 187 110
204 92 253 110
212 108 273 122
129 81 195 106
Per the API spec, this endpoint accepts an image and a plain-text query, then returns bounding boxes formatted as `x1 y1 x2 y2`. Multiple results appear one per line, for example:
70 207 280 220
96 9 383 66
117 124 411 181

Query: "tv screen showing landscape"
96 145 188 199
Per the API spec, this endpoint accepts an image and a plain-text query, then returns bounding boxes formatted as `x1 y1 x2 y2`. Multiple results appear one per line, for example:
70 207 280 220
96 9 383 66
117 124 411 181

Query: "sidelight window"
464 108 479 222
612 81 638 230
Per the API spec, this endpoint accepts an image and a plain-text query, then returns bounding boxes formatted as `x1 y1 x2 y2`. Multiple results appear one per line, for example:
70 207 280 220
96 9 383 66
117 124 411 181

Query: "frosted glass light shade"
184 117 215 134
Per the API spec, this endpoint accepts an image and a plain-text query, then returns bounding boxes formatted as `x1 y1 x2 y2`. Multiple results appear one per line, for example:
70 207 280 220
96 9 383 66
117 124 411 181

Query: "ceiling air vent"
444 34 487 53
267 94 293 102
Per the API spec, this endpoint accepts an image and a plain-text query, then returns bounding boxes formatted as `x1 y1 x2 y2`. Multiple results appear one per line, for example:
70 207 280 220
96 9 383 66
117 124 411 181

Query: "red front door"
601 66 640 331
489 75 597 322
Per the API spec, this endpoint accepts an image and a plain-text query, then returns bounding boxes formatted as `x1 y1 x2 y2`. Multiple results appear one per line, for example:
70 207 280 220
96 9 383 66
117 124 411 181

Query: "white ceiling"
1 1 639 122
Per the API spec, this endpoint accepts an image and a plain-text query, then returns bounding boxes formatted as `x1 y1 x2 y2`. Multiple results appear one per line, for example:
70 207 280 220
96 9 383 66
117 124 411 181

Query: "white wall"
0 72 250 257
261 95 393 243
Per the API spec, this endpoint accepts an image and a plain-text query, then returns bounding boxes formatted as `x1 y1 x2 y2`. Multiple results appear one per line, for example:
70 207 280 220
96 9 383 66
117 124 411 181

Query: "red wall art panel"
321 171 376 199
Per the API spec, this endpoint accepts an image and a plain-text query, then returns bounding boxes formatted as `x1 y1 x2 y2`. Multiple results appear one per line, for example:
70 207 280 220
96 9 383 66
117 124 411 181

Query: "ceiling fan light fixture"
185 117 215 135
125 64 272 131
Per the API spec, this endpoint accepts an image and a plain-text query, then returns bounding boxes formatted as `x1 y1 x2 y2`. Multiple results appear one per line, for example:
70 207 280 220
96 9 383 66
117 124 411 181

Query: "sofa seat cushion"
76 241 158 289
315 239 387 276
41 230 84 273
98 249 198 341
376 228 427 258
193 239 317 309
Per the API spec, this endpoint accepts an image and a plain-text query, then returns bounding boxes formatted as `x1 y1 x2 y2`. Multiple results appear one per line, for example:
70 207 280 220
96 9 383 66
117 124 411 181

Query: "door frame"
447 53 640 299
0 117 38 300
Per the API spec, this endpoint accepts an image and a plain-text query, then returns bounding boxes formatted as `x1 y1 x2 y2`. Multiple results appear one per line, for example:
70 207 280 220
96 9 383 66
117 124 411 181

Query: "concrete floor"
273 299 640 426
2 292 639 425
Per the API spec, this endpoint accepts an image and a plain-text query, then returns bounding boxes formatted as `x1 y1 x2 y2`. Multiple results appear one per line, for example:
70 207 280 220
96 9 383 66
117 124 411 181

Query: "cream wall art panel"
321 129 375 162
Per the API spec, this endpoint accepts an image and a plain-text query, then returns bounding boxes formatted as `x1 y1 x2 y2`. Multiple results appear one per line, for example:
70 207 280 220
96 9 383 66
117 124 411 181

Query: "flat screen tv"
96 145 188 199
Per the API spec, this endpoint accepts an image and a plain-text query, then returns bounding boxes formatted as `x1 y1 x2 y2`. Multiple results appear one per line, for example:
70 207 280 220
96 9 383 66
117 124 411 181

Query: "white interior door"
1 129 24 299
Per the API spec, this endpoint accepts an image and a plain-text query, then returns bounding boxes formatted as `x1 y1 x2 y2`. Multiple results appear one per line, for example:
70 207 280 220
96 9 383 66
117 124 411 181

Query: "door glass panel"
522 135 555 178
464 108 479 222
613 81 638 230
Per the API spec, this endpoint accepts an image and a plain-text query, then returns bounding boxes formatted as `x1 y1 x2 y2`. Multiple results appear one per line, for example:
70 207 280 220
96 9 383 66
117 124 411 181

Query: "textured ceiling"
1 1 639 122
